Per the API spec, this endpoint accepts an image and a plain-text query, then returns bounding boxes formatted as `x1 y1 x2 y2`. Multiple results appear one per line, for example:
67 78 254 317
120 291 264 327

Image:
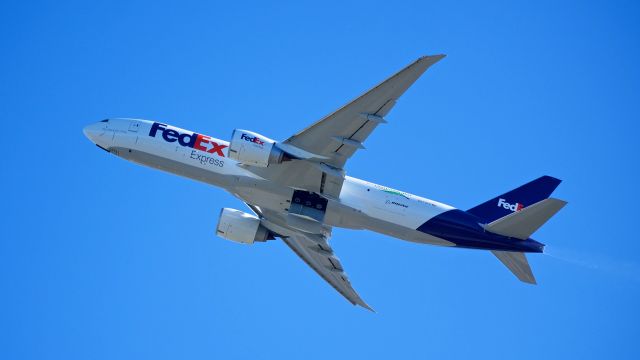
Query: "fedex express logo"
149 122 227 157
240 133 265 146
497 198 524 212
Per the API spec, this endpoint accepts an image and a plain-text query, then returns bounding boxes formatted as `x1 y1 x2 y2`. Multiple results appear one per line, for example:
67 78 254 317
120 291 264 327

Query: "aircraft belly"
321 195 454 246
231 177 294 214
113 142 293 214
112 147 238 188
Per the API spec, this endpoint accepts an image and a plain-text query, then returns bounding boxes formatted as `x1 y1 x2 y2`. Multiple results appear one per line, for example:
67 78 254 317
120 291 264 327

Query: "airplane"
83 55 567 311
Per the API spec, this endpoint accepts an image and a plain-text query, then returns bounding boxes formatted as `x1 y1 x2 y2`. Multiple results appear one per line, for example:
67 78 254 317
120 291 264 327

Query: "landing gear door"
289 190 328 222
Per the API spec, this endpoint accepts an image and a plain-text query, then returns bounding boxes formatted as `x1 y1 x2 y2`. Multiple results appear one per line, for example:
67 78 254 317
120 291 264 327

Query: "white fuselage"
84 118 457 247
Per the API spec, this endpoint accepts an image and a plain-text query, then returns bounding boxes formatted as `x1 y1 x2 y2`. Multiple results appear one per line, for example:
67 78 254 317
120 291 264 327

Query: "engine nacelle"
228 129 284 167
216 208 271 244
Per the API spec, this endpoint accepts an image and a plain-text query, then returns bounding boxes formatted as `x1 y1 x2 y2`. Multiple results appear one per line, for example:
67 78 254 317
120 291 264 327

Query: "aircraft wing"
281 232 373 311
241 55 444 199
246 204 372 311
281 55 445 169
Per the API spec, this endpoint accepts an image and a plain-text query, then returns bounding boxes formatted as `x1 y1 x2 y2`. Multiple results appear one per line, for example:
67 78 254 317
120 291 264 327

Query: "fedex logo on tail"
497 198 524 212
149 122 227 157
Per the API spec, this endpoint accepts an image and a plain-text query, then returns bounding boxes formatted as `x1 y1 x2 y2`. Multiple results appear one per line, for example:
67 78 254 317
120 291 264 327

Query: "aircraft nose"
83 120 111 149
83 120 106 143
83 124 94 141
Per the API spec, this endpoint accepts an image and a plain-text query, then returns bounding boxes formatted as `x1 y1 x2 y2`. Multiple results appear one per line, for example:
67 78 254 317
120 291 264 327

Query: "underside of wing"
281 233 373 311
248 205 372 311
236 158 345 199
239 56 445 200
283 55 445 168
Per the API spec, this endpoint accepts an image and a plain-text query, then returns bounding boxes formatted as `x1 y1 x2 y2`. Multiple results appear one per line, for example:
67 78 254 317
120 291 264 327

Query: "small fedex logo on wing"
149 122 227 157
497 198 524 212
240 133 265 146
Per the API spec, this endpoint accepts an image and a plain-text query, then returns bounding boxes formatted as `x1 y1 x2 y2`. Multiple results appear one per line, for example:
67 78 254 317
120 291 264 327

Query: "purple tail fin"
467 176 562 223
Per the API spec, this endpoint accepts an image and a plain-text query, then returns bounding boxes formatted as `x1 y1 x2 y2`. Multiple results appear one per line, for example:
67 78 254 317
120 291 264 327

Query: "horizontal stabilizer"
492 251 536 284
484 198 567 240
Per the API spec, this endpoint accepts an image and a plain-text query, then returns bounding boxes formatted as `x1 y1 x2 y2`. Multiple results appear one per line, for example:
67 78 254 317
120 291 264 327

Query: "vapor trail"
544 245 640 283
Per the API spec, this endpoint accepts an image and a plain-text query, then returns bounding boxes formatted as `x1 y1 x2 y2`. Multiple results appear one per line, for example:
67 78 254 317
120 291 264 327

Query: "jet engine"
228 129 286 167
216 208 272 244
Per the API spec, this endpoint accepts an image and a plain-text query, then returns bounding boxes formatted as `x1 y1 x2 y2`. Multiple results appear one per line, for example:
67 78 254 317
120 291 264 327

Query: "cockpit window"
100 119 109 123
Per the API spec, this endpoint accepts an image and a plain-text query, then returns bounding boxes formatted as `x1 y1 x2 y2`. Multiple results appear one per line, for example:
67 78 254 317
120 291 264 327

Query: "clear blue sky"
1 0 639 359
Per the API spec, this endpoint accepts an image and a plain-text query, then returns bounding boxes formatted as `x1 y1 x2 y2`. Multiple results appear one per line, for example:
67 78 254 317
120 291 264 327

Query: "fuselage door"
128 121 140 133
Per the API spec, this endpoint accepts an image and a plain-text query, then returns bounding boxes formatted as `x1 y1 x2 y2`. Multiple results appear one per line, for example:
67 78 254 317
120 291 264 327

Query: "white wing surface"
248 205 372 311
245 55 445 199
281 232 373 311
282 55 445 169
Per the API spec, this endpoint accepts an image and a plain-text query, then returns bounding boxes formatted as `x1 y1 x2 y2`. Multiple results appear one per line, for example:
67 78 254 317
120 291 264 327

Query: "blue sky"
1 0 639 359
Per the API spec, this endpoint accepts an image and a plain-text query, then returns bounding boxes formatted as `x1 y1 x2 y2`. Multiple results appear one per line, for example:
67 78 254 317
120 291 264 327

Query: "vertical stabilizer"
468 176 561 223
